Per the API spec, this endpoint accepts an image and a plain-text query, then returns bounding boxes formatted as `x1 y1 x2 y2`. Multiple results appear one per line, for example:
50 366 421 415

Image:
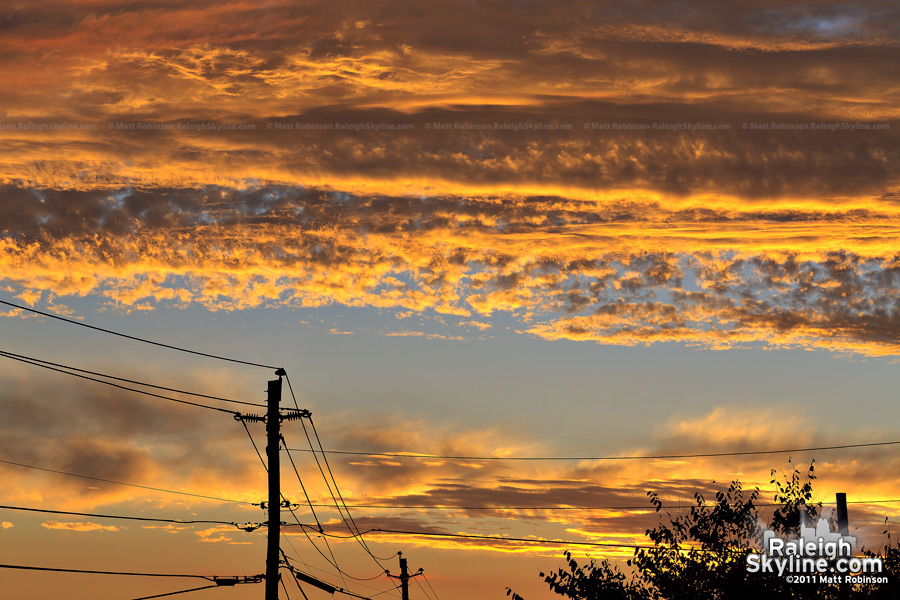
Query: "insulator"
240 413 266 423
280 410 310 422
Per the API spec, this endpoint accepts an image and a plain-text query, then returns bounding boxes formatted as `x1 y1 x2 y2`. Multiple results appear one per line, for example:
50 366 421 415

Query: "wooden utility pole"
241 371 343 597
266 375 283 600
387 552 424 600
399 552 410 600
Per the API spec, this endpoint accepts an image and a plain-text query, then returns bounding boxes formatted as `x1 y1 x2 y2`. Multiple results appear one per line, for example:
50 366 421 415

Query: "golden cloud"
41 520 120 532
3 186 900 356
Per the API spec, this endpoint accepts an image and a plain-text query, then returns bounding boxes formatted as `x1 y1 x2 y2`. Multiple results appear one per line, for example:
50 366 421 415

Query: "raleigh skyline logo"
746 517 887 584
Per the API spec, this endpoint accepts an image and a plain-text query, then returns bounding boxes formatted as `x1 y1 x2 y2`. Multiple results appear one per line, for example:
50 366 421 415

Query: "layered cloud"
0 362 268 510
2 0 899 120
1 367 896 558
3 185 900 355
0 107 896 196
278 406 900 557
1 1 897 356
0 0 897 196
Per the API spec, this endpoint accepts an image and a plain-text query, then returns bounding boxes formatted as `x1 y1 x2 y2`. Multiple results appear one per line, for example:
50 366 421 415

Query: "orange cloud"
1 387 896 560
41 521 120 532
3 186 900 355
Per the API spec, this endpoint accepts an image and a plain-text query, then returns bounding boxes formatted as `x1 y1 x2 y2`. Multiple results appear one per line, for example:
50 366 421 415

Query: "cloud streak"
41 520 120 532
276 406 900 556
2 390 897 557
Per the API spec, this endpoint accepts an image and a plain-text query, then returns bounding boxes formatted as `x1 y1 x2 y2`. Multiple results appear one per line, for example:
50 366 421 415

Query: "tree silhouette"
508 461 899 600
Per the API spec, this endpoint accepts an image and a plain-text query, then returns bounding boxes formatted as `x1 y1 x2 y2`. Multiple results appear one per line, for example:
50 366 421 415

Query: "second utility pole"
266 374 283 600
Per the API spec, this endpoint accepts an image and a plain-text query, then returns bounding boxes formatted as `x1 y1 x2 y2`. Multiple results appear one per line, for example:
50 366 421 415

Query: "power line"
299 511 900 553
282 376 397 581
283 444 325 531
364 521 900 552
282 546 386 585
237 424 352 594
281 557 386 600
284 439 900 462
0 349 264 408
239 419 371 595
238 416 269 472
131 585 218 600
242 421 358 595
284 484 385 587
366 529 658 550
286 498 900 512
0 298 278 369
8 432 869 515
266 441 353 591
0 350 240 415
281 517 317 576
422 572 440 600
282 563 312 600
280 379 347 583
303 417 396 563
0 563 259 581
413 577 432 600
284 372 302 411
370 586 404 599
280 573 298 600
284 374 389 580
293 525 351 588
362 529 740 554
282 550 400 599
295 523 646 544
279 436 398 593
277 445 351 590
0 456 255 505
0 503 260 530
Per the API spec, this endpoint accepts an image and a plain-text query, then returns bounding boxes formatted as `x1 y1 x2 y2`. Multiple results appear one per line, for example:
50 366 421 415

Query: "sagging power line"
0 562 263 583
0 456 255 505
239 374 402 599
0 306 419 599
6 452 898 517
0 349 263 407
285 497 900 512
364 528 676 551
0 350 246 414
0 298 278 369
0 503 262 531
0 564 262 600
283 438 900 462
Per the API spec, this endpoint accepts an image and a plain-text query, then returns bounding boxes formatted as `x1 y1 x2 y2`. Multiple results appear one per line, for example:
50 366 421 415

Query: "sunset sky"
1 1 899 599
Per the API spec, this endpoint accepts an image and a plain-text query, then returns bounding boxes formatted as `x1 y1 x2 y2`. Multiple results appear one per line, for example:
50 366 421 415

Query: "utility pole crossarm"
386 552 424 600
